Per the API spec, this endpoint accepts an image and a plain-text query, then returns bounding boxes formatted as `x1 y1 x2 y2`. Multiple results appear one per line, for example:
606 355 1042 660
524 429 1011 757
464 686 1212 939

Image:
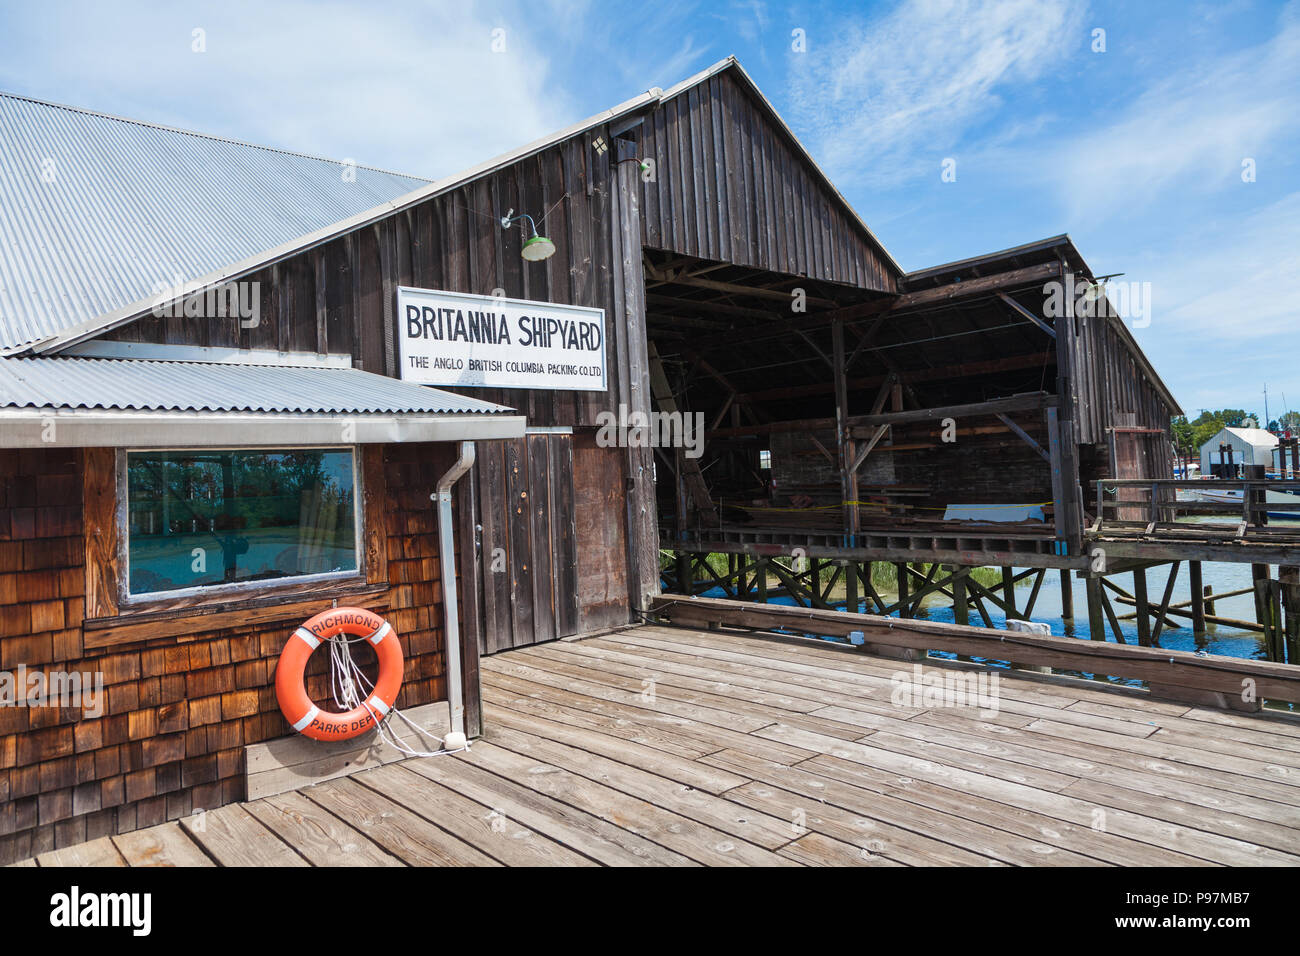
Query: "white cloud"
1098 189 1300 414
1049 7 1300 220
0 1 579 179
786 0 1086 187
1149 192 1300 342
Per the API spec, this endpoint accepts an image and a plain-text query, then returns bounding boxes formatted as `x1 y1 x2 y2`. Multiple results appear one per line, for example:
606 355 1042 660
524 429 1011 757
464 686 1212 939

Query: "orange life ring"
275 607 404 742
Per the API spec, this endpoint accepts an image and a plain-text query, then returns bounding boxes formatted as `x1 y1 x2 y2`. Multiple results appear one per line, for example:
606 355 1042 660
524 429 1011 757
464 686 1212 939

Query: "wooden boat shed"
0 57 1180 862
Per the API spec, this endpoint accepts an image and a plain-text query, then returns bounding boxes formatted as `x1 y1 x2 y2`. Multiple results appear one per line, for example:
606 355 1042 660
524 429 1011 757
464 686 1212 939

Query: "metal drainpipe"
434 441 475 746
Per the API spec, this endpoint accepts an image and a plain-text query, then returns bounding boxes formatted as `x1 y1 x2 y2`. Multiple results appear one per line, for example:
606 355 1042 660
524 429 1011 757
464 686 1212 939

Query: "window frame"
115 445 366 608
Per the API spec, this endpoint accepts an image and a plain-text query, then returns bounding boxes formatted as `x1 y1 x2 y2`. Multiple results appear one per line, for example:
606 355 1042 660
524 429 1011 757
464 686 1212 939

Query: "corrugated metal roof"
0 356 514 415
0 91 430 353
1222 427 1279 448
3 58 903 356
9 83 661 355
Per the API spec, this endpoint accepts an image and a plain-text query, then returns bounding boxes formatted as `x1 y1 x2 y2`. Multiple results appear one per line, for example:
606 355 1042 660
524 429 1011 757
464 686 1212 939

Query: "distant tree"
1186 408 1262 451
1170 416 1196 455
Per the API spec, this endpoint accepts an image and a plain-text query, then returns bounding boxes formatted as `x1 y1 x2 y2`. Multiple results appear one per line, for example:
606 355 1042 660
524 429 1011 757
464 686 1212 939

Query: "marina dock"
21 624 1300 868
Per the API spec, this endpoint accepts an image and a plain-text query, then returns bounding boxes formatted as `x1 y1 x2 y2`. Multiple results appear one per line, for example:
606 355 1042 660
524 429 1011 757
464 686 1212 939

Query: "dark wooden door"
473 433 578 654
1113 431 1149 521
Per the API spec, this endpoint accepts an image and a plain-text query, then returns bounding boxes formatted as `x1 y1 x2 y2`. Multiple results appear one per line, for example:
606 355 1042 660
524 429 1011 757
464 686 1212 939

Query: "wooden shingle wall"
0 443 462 864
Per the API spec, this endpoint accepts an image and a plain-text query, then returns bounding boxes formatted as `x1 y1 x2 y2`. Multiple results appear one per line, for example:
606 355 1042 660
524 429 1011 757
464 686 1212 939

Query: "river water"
690 519 1298 670
859 559 1267 659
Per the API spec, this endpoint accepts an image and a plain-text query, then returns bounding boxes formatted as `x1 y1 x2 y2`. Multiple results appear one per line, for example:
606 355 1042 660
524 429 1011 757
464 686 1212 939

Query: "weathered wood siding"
473 433 578 655
572 431 631 632
1061 310 1173 479
92 71 910 647
639 71 897 292
0 443 467 864
101 123 655 643
104 134 642 429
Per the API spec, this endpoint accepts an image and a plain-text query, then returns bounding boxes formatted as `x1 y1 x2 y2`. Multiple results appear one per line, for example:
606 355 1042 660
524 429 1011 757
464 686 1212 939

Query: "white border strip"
292 705 320 732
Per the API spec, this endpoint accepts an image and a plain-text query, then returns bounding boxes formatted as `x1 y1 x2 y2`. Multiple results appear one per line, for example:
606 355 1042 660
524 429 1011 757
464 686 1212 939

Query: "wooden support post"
1133 567 1151 646
1023 568 1047 618
951 565 968 626
1281 566 1300 665
1189 561 1205 635
1085 575 1105 641
831 319 859 547
1001 566 1018 621
896 563 910 618
1252 563 1270 633
1059 568 1074 620
1149 561 1181 645
1098 587 1128 644
1255 576 1283 662
650 342 716 526
844 560 858 614
756 557 768 604
615 155 658 613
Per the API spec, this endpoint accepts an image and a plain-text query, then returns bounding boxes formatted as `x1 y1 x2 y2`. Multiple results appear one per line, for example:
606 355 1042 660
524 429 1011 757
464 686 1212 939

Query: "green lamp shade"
522 234 556 261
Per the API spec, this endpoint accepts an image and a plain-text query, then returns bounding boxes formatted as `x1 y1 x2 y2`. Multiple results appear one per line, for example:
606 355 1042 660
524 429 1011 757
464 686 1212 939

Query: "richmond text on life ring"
275 607 404 743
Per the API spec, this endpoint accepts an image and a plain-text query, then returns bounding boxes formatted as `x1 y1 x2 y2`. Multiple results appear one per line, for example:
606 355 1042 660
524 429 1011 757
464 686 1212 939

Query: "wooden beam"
675 262 1065 357
1133 568 1151 646
706 416 836 440
996 413 1051 462
850 393 1054 432
823 261 1065 324
654 272 838 308
648 341 716 525
846 314 889 371
996 292 1056 338
869 372 896 416
1189 561 1206 634
82 447 119 620
1045 406 1066 542
851 425 889 473
832 319 858 541
795 329 834 368
736 352 1052 404
810 435 835 464
651 594 1300 707
1149 561 1181 644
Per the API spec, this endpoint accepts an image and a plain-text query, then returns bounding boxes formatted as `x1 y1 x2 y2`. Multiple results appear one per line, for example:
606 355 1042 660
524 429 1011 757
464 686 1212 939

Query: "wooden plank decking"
24 625 1300 867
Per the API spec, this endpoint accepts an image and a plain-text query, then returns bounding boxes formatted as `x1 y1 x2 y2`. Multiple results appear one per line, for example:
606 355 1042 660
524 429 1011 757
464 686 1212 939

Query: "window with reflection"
125 449 359 597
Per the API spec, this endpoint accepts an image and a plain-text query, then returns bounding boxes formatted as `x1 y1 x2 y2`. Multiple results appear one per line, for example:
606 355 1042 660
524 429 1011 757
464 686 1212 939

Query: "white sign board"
396 287 607 392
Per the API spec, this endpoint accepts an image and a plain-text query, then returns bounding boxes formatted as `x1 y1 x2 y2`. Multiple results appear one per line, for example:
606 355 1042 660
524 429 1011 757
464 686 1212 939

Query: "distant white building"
1199 426 1278 472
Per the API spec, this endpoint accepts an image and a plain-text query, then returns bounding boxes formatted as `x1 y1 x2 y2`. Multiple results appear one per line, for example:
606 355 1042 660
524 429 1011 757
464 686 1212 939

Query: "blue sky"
1 0 1297 419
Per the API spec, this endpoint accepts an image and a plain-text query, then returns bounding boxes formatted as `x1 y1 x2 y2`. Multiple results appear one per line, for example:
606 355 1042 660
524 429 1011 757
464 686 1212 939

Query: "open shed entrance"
642 246 1069 561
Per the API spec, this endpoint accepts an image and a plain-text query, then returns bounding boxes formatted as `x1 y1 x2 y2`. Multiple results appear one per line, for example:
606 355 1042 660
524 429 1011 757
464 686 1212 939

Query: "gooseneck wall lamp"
499 209 556 262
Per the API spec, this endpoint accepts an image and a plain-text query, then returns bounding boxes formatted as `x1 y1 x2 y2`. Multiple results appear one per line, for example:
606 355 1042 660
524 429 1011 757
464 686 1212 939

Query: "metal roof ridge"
903 235 1075 280
0 88 435 183
24 86 666 356
18 55 904 355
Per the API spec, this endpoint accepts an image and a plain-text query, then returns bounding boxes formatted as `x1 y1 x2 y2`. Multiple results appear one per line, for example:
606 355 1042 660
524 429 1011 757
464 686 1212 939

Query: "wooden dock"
19 625 1300 867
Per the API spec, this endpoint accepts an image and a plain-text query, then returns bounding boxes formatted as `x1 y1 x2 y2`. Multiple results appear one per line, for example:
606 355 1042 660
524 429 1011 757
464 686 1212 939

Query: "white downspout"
434 441 475 749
